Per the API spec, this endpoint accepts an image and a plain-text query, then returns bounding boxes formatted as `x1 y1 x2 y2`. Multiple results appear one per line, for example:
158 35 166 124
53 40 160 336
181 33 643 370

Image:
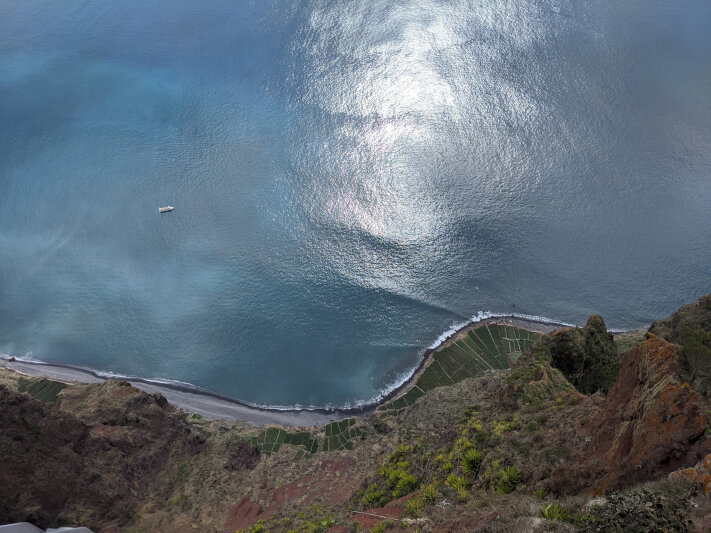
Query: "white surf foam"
0 312 606 412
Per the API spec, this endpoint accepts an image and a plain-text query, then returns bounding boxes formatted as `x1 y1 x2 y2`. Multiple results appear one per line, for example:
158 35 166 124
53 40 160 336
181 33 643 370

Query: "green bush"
362 444 422 507
421 483 440 502
445 474 468 491
363 483 388 508
394 472 418 496
461 448 483 477
496 466 522 494
541 503 572 521
405 495 425 517
236 519 265 533
370 521 395 533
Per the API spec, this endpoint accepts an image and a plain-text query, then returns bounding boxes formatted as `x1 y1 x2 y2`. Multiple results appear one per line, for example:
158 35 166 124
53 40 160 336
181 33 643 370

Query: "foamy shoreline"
0 314 577 427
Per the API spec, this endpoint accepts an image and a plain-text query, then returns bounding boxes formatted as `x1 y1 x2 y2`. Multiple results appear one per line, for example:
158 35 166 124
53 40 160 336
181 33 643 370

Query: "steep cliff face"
0 385 90 527
580 334 709 494
0 380 205 530
650 294 711 401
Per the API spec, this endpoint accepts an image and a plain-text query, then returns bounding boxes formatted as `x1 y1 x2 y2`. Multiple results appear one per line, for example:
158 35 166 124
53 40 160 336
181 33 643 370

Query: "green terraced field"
17 377 67 404
378 323 542 416
243 323 543 458
246 417 363 459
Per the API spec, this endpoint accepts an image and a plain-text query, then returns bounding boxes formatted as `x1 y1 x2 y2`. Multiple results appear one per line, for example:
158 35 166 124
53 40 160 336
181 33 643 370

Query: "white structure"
0 524 93 533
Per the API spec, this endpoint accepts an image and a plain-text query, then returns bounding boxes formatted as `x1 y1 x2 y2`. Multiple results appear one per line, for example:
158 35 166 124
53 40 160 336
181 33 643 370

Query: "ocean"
1 0 710 408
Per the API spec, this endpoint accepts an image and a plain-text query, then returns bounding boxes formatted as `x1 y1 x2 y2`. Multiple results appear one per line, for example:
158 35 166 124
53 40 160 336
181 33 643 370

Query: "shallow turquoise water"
1 1 710 407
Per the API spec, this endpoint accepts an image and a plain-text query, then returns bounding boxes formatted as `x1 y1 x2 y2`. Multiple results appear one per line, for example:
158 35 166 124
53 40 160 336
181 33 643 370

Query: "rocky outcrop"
223 435 260 471
669 453 711 495
0 380 204 530
542 315 619 394
580 334 709 494
650 294 711 344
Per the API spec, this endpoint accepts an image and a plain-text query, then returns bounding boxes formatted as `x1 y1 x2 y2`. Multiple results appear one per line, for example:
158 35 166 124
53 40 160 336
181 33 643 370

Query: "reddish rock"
669 453 711 495
222 497 267 533
223 456 362 532
581 335 709 494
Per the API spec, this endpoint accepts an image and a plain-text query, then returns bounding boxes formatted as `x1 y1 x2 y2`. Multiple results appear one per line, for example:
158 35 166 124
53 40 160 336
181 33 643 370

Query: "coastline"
0 314 597 427
372 315 570 410
0 358 363 427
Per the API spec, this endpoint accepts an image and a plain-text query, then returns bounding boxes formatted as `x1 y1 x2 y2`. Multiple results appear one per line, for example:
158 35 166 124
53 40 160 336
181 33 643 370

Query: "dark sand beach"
0 316 578 427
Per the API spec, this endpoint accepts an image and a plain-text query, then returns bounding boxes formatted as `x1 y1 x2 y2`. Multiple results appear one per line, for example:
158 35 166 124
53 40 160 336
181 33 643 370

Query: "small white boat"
158 206 174 213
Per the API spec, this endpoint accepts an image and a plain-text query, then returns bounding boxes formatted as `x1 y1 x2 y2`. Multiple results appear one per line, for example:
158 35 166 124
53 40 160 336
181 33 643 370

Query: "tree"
547 315 619 394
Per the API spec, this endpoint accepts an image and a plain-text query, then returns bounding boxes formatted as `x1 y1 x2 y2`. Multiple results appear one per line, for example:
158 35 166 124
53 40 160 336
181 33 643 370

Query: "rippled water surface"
1 1 710 407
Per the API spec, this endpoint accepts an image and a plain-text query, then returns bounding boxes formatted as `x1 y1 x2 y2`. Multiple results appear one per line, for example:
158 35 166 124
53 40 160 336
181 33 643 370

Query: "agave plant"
461 448 483 477
421 483 440 502
496 465 522 494
541 503 570 521
445 474 469 491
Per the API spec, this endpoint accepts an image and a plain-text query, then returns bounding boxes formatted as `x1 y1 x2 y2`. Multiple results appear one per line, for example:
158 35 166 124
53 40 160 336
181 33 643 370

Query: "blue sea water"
1 1 710 408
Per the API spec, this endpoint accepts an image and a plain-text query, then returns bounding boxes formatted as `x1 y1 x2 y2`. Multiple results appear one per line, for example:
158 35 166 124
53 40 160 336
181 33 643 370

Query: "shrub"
581 486 692 532
496 466 522 494
405 496 425 517
394 472 418 496
445 474 468 491
421 483 440 502
363 483 387 508
461 448 483 477
533 488 547 499
312 517 335 531
541 503 571 521
236 519 265 533
492 415 518 436
370 521 395 533
362 442 422 507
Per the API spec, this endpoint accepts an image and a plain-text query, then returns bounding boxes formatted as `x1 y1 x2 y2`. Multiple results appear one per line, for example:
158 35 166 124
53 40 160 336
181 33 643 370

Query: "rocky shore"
0 315 572 428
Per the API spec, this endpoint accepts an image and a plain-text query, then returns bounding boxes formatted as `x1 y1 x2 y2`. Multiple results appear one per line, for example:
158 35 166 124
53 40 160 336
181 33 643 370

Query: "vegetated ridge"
1 294 711 532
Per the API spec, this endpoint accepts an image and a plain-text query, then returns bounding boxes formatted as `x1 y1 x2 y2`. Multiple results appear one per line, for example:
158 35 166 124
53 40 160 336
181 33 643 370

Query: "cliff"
1 295 711 532
0 380 205 530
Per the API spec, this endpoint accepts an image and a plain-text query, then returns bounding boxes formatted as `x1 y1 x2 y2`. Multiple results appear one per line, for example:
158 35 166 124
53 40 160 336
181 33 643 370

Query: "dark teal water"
1 1 710 408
